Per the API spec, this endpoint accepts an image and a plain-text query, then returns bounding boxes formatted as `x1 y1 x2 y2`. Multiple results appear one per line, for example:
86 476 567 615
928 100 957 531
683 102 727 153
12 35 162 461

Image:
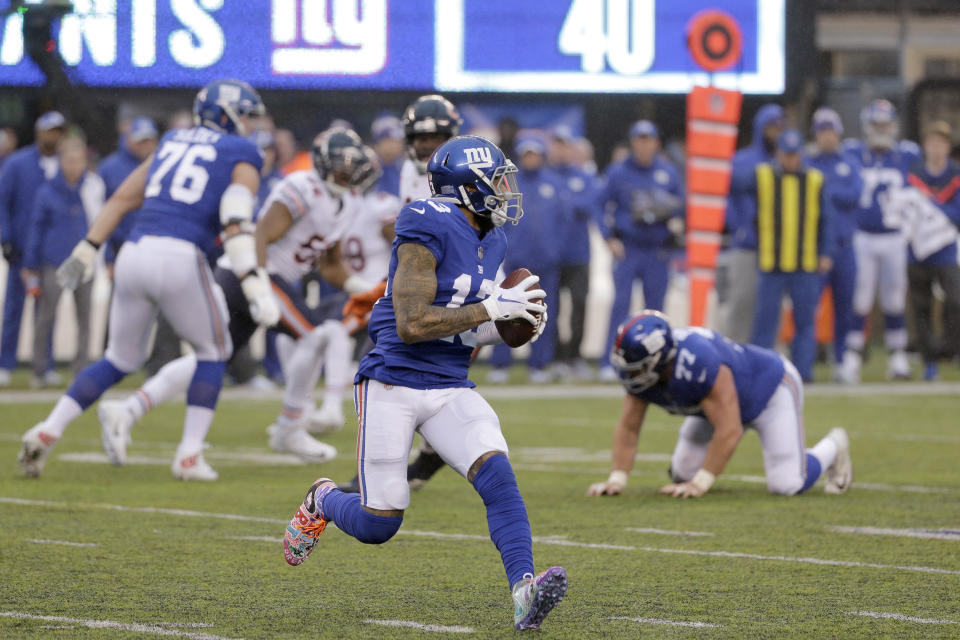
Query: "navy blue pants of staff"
751 271 822 382
600 246 670 368
490 265 560 371
823 240 856 363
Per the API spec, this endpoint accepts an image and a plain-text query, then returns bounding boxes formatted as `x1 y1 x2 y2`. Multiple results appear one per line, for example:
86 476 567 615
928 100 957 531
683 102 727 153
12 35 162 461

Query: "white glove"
240 269 281 327
587 470 627 496
529 302 549 343
481 274 546 325
56 239 99 290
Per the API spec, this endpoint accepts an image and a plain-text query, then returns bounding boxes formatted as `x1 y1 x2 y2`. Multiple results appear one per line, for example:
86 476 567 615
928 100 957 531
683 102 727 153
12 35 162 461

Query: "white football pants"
669 358 809 495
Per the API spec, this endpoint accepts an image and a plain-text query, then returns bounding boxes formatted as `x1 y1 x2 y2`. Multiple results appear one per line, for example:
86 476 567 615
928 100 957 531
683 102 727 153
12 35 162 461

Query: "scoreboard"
0 0 783 93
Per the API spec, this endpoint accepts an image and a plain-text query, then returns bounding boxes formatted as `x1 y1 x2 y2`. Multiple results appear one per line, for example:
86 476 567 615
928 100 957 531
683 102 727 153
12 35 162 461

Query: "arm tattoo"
393 243 489 343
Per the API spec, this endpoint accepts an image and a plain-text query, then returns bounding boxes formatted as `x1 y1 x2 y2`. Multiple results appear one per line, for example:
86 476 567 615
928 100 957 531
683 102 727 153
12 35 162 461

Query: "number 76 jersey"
131 126 263 255
358 198 507 390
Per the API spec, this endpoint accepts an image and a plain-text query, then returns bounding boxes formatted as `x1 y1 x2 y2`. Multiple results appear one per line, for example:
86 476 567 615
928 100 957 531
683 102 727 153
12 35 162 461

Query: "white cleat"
0 368 11 387
98 400 134 466
171 450 219 481
824 427 852 494
269 424 337 463
598 366 619 383
886 350 911 380
528 368 553 384
837 350 861 384
307 404 345 435
487 368 509 385
18 423 58 478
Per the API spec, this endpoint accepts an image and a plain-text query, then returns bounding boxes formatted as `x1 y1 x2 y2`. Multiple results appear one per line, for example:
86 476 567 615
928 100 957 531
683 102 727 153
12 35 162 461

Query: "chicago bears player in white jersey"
96 129 380 468
19 79 280 480
839 99 920 382
281 136 567 630
587 312 852 499
398 94 462 204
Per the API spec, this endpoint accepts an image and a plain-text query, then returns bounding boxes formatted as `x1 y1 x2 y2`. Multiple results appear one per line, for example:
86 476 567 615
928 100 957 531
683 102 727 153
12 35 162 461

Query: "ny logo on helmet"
464 147 493 165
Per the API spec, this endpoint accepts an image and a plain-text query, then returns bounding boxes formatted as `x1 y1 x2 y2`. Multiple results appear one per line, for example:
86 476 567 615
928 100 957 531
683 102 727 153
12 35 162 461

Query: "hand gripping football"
495 268 544 347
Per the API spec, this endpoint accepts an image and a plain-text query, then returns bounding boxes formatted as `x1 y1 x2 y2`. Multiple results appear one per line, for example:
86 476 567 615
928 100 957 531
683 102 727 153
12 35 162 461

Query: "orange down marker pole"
684 9 743 326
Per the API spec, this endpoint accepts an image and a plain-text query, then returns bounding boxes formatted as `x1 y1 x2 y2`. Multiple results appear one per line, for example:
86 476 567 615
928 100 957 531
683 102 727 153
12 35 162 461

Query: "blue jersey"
599 156 682 248
804 150 862 246
844 139 920 233
130 127 263 254
357 198 507 389
631 328 784 423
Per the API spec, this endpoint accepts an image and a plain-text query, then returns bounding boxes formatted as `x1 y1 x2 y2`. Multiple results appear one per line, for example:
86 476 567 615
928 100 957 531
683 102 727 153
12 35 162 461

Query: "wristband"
608 470 628 488
690 469 715 493
84 237 102 249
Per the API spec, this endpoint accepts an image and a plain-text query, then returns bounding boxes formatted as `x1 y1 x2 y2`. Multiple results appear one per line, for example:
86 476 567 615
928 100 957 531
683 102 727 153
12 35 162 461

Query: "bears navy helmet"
610 311 676 393
193 79 265 136
427 135 523 227
402 94 462 143
312 128 380 196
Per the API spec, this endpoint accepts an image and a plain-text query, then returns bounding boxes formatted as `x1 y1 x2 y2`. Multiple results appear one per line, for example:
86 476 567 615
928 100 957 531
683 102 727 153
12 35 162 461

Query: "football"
495 268 543 348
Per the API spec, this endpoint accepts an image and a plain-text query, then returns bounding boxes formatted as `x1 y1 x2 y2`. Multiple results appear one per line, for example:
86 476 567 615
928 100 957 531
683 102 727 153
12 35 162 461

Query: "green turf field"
1 387 959 638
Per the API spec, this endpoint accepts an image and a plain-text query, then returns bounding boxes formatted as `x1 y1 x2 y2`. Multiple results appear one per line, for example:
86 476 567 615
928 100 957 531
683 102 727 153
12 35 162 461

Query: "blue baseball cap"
248 129 275 150
515 134 547 156
36 111 66 132
629 120 659 138
552 124 575 143
778 129 804 154
812 107 843 135
128 116 158 142
371 115 404 142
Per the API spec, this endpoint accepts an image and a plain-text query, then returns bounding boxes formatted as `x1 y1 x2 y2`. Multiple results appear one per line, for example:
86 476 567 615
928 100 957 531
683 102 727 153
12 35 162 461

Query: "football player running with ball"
282 136 567 630
588 311 852 499
19 79 278 480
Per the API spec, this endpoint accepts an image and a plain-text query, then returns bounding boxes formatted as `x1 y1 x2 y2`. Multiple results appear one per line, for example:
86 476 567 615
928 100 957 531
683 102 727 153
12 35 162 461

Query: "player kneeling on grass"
282 136 567 630
587 311 852 499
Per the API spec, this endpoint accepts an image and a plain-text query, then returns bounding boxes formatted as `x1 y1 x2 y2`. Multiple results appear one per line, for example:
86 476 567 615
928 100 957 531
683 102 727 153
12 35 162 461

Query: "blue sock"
472 454 534 588
186 360 226 409
799 452 823 493
66 359 127 410
321 489 402 544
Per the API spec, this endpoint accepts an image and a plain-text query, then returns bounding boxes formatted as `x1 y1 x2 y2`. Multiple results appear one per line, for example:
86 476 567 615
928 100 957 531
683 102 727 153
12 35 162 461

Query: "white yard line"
626 527 714 537
610 616 721 629
6 497 960 577
58 451 306 467
2 381 960 405
847 611 957 624
26 538 98 547
0 612 241 640
830 526 960 541
363 619 475 633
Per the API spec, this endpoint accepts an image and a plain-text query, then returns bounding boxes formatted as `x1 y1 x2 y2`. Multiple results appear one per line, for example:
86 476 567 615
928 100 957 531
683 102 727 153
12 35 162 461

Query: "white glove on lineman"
241 269 281 327
529 302 549 343
587 470 628 496
56 239 99 290
481 275 546 325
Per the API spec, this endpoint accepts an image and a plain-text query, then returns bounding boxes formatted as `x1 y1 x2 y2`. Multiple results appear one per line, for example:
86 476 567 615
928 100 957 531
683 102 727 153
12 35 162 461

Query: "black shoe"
338 475 361 493
407 450 445 490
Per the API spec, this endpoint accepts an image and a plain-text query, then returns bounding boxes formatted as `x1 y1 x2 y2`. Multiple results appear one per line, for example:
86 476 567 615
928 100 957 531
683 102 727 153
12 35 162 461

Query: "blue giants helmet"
860 99 898 150
427 135 523 227
193 79 266 136
610 311 676 393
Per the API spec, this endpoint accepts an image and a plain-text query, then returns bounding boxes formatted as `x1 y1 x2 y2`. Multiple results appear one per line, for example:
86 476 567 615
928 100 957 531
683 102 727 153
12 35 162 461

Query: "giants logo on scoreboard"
270 0 387 75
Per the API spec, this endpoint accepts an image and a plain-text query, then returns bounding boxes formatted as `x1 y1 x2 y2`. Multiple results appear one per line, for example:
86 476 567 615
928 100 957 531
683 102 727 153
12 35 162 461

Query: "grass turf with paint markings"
1 391 959 639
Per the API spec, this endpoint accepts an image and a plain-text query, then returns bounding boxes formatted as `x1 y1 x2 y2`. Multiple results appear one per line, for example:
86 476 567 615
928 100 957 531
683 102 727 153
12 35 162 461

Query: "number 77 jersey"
131 126 263 255
358 198 507 390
